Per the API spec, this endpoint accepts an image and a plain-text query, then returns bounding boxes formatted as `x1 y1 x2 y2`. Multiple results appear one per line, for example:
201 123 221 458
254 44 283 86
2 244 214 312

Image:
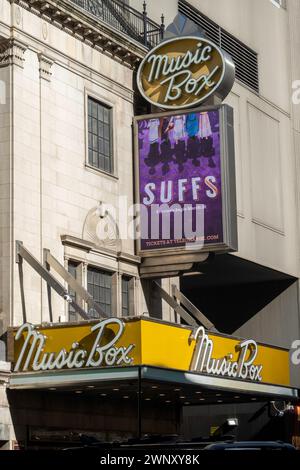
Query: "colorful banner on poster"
137 108 223 251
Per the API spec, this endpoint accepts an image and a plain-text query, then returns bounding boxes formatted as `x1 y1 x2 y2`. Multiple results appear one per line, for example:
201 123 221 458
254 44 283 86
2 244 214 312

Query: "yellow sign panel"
137 36 235 110
11 317 290 387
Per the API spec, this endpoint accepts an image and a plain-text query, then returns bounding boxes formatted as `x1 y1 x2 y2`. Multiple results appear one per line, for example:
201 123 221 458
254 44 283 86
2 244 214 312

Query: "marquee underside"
9 365 298 402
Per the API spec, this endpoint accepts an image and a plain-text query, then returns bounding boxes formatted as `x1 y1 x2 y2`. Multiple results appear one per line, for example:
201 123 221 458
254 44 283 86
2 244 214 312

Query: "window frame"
68 261 78 322
67 261 84 322
85 90 117 179
65 255 136 321
87 265 114 318
122 275 135 317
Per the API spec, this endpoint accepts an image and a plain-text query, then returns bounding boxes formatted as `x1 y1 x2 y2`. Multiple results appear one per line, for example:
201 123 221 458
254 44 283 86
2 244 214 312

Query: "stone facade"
0 0 176 335
0 0 300 449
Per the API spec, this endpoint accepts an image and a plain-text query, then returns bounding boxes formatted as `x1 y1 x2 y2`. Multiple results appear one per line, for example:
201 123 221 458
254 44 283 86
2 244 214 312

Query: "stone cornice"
61 234 141 264
38 53 54 81
11 0 146 69
1 26 134 102
0 38 28 68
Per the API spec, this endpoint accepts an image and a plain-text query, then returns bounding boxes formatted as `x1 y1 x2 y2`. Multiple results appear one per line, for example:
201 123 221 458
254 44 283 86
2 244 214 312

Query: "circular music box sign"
137 36 235 110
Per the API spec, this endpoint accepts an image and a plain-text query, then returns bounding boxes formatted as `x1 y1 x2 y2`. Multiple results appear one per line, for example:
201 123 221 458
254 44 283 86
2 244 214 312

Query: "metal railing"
69 0 164 47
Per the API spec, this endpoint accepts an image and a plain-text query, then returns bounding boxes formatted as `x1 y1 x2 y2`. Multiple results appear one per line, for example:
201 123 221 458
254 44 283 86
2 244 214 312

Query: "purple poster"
137 110 223 251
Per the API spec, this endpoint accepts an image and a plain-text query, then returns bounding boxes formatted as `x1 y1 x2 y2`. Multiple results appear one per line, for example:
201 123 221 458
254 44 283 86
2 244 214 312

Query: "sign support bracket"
15 241 92 321
44 249 108 320
172 284 217 331
152 280 197 327
152 281 218 330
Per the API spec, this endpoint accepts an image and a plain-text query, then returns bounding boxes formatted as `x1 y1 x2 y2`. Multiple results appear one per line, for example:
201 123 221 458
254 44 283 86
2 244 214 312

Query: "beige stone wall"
0 64 11 334
224 81 299 276
0 1 139 328
168 0 299 277
0 0 180 329
235 283 300 388
187 0 290 111
0 0 299 447
130 0 300 277
0 0 299 327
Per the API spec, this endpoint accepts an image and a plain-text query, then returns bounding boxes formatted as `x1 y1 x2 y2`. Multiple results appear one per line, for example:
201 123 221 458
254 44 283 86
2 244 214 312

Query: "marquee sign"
137 36 235 110
13 319 135 373
10 318 290 389
191 327 262 382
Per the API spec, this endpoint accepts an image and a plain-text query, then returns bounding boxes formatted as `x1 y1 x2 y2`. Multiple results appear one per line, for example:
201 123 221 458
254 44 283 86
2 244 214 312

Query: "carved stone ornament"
38 53 54 81
83 202 122 251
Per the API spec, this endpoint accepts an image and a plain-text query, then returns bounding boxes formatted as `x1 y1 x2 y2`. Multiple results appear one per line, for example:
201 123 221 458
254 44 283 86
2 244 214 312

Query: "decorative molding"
11 0 146 69
14 5 22 26
118 252 141 266
61 235 94 253
61 235 141 265
1 30 134 103
82 203 122 252
38 53 54 81
0 38 27 68
42 21 48 40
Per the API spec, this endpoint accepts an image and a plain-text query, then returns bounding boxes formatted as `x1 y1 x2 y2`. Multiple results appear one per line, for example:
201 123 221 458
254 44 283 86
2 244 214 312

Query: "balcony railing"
69 0 165 48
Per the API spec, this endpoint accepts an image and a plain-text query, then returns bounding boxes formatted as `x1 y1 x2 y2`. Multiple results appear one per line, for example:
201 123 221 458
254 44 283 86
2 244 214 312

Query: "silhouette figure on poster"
141 111 216 176
168 115 187 173
160 117 174 175
185 113 201 167
138 120 148 151
199 112 215 168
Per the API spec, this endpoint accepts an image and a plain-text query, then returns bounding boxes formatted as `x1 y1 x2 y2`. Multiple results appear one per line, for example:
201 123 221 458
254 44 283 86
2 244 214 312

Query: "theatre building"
1 0 300 450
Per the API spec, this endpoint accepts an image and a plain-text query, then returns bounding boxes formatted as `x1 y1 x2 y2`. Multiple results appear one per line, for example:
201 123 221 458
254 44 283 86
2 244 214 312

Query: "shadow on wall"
181 402 294 443
180 254 297 334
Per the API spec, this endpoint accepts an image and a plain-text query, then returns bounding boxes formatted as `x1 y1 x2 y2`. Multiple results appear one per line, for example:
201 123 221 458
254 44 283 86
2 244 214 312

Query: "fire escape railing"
69 0 165 47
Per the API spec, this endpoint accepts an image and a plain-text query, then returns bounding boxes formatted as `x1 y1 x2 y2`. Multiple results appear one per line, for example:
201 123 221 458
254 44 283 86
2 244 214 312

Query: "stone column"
0 38 27 335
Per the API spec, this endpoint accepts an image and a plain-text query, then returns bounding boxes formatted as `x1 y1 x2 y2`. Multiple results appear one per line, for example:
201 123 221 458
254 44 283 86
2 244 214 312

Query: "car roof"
204 441 296 450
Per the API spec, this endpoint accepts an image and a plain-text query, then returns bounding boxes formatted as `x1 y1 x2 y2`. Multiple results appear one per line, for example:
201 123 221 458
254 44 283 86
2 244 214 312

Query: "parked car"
204 441 296 451
62 435 296 451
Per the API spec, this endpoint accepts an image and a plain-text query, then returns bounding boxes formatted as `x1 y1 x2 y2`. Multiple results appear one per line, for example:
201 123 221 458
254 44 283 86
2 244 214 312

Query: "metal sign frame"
8 316 295 398
133 104 238 267
136 35 235 110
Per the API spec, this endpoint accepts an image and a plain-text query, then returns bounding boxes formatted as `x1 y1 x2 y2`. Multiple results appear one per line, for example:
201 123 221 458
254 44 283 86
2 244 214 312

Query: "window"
88 97 113 174
64 249 137 321
178 0 259 93
122 276 131 317
142 279 163 320
87 267 112 317
68 262 78 322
